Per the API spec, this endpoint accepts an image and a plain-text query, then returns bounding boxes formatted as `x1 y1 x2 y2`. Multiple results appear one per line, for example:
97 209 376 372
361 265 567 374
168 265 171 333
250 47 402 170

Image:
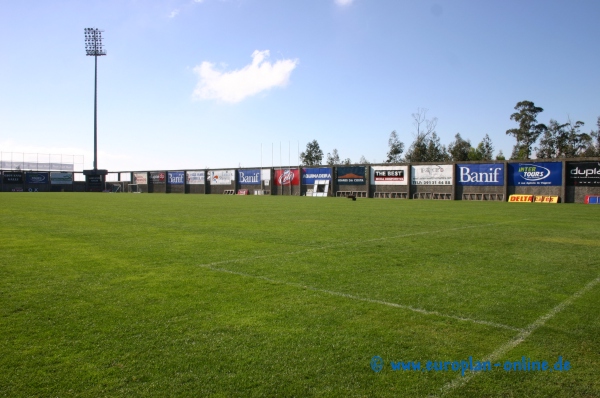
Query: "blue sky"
1 0 598 171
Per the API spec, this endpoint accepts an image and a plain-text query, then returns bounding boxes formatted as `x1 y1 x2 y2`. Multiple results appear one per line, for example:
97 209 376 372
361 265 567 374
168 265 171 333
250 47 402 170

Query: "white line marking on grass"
202 265 524 332
201 219 529 268
441 275 600 396
195 219 530 332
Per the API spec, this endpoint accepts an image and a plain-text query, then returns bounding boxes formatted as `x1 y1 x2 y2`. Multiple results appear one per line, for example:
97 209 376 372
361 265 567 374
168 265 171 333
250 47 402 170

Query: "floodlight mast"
84 28 106 172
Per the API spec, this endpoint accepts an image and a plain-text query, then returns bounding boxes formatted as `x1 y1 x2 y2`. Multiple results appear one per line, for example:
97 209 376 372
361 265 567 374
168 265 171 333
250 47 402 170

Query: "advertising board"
149 172 166 184
133 172 148 184
302 167 331 185
86 175 103 189
261 169 271 186
26 172 50 184
370 165 408 185
508 162 562 186
509 194 533 203
50 172 73 185
0 162 73 171
566 162 600 186
411 165 453 185
168 172 185 185
337 166 366 184
238 169 261 185
3 171 24 184
210 170 235 185
534 195 559 203
186 171 205 185
274 169 300 186
456 164 504 186
585 195 600 204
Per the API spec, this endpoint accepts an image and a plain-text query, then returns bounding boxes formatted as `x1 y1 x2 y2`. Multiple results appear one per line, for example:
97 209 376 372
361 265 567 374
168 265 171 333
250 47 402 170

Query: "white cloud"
168 9 180 18
192 50 299 103
334 0 353 6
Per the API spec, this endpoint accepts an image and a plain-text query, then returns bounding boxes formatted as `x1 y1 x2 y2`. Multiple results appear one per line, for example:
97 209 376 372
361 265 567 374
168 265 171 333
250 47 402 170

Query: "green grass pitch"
0 193 598 397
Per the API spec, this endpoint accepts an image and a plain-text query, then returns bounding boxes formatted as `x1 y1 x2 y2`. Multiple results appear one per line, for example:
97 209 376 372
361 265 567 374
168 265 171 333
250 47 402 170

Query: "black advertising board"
567 162 600 186
149 171 166 184
86 175 104 189
3 171 23 184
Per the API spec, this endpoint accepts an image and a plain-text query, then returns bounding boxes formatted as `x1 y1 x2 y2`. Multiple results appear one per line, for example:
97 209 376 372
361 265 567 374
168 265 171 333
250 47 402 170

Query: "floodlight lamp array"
84 28 106 56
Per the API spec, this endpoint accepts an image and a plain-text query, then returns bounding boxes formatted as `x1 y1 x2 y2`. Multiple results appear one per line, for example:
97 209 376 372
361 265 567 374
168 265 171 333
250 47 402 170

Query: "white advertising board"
210 170 235 185
133 172 148 184
411 165 453 185
186 171 205 185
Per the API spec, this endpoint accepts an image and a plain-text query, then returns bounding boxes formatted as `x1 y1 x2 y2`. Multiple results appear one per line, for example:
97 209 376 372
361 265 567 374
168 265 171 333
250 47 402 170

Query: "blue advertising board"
457 164 504 186
167 171 185 185
26 172 50 184
238 169 261 185
301 167 332 185
508 162 562 186
25 171 50 184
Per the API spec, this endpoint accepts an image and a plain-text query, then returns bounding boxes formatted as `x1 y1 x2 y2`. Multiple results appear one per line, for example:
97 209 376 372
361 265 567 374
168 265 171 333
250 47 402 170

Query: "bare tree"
404 108 448 162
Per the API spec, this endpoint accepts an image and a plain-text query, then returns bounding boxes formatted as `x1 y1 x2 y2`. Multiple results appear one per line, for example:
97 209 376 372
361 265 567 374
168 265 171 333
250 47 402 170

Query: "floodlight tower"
84 28 107 174
83 28 107 191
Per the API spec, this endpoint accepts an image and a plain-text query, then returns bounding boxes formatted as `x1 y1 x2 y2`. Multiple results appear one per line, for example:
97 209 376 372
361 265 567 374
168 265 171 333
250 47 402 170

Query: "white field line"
204 264 524 332
201 219 529 269
440 275 600 396
196 219 529 332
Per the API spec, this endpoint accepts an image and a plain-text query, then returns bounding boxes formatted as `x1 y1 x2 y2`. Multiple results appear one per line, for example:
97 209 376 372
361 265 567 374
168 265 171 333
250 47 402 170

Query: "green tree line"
299 102 600 166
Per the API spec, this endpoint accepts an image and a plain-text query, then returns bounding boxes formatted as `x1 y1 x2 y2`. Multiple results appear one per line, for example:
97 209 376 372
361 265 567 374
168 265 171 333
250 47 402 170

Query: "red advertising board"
274 169 300 186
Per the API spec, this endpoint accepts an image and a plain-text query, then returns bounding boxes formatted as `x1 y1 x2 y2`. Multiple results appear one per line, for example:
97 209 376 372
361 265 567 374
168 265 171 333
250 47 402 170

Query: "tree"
537 118 590 158
582 117 600 157
476 134 494 160
495 150 506 161
404 108 449 162
386 130 404 163
561 119 590 158
326 149 341 166
506 100 547 160
448 133 472 161
468 147 483 161
465 134 494 161
342 158 352 165
424 132 450 162
536 119 564 159
300 140 323 166
359 155 370 164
